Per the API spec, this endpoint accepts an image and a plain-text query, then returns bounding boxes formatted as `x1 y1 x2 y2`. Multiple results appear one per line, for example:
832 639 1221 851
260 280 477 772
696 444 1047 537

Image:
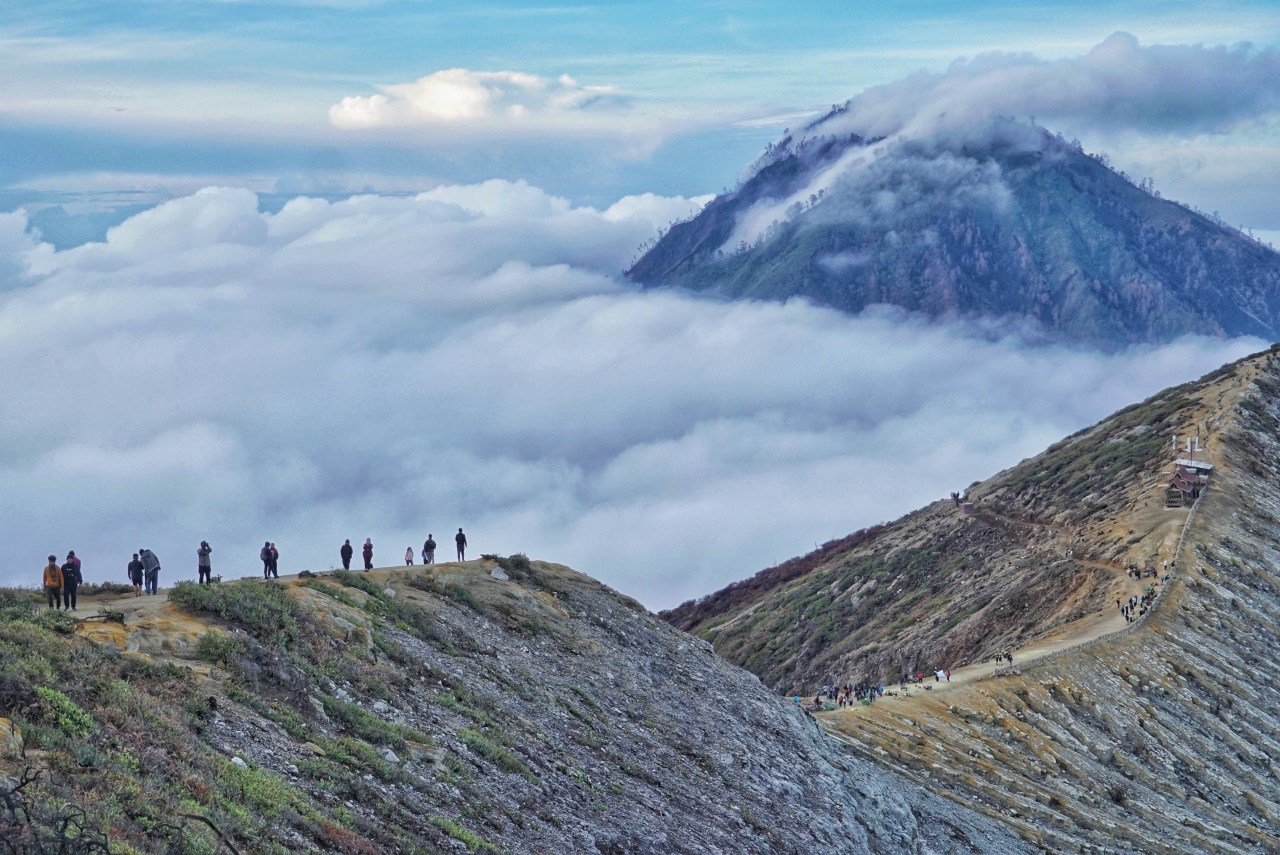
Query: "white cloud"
810 33 1280 143
329 68 631 134
0 182 1261 609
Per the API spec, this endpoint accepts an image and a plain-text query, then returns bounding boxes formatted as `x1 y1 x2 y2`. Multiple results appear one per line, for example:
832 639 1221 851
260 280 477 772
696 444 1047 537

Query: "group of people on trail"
339 539 376 571
127 549 162 595
260 542 279 578
41 552 82 611
405 534 439 565
835 682 884 707
39 525 475 600
340 528 468 571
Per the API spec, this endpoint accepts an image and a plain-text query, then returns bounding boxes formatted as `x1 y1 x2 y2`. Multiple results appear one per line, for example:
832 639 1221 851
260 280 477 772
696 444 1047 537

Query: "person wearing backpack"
197 541 213 584
61 552 83 611
423 535 436 565
139 548 161 595
260 542 273 578
42 556 63 610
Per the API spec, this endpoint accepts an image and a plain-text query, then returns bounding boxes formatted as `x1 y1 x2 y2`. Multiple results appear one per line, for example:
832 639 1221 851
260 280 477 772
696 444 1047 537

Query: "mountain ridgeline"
661 346 1280 853
0 557 1034 853
627 117 1280 348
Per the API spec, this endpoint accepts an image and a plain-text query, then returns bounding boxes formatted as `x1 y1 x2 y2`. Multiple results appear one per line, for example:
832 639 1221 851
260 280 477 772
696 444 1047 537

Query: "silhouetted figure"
128 553 144 597
269 543 279 577
260 542 273 579
340 539 353 570
423 535 436 565
61 552 82 611
198 541 212 585
455 528 467 562
363 538 373 571
140 548 161 595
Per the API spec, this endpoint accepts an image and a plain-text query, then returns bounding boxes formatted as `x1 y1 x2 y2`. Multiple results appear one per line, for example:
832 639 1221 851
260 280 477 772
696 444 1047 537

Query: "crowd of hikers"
1114 563 1169 624
36 527 474 608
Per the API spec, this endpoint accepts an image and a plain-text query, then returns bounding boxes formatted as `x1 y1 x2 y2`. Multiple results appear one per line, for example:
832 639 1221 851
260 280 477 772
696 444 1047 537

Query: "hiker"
197 541 213 585
140 548 161 595
455 528 467 561
363 538 374 570
61 552 82 611
128 553 144 597
340 539 354 570
423 535 436 565
270 543 279 577
42 556 63 610
945 669 951 682
260 542 273 579
405 547 414 566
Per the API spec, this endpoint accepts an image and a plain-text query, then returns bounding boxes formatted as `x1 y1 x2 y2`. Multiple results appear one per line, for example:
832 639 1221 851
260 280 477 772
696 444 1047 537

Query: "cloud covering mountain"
809 32 1280 142
0 181 1262 607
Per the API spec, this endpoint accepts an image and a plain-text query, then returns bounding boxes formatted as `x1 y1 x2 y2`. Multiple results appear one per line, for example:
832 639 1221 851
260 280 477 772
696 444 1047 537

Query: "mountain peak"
628 118 1280 348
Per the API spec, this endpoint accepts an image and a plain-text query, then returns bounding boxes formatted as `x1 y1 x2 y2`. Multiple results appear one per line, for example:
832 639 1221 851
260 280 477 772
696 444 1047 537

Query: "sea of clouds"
0 180 1262 608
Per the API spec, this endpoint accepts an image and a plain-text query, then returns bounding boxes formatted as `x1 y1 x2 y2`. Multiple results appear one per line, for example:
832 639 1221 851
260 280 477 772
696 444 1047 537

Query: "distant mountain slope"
822 345 1280 855
0 558 1033 854
662 349 1270 693
628 117 1280 348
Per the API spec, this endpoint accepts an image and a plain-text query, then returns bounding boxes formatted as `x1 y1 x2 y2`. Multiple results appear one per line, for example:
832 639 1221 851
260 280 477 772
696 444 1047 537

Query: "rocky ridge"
821 347 1280 853
663 351 1263 695
0 556 1034 853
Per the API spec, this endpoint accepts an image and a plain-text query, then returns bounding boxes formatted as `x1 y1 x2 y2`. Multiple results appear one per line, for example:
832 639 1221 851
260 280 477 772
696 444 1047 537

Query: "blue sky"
0 2 1278 605
5 1 1279 242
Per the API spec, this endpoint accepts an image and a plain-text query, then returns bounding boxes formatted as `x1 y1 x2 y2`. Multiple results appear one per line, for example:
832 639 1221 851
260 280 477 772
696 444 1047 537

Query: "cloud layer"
0 181 1261 608
812 32 1280 142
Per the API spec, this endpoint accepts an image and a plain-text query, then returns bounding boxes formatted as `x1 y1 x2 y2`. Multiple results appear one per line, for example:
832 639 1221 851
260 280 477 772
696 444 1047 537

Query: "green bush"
194 629 247 666
458 728 530 778
35 686 94 738
169 580 299 647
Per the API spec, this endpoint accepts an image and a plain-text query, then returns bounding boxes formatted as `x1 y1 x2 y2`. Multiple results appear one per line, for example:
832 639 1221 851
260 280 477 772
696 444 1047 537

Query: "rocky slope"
627 117 1280 348
822 346 1280 853
0 557 1034 853
664 350 1265 694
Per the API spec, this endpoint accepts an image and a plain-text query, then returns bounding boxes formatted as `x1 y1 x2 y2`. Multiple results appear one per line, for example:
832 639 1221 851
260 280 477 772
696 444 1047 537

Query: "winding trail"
824 500 1194 708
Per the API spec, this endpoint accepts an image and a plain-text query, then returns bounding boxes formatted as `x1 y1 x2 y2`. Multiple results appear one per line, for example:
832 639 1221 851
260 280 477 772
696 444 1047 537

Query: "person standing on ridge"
455 528 467 562
404 547 414 566
269 543 279 578
197 541 212 585
423 534 436 565
42 555 63 610
140 548 161 595
61 552 82 611
260 542 273 579
340 539 354 570
128 553 144 597
362 538 374 571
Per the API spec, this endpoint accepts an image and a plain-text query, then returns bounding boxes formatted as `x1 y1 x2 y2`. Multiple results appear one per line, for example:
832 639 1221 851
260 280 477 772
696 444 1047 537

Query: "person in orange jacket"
42 556 63 610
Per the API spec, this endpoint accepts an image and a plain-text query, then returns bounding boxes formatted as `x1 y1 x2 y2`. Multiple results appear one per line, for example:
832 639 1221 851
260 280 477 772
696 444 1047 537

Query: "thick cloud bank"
812 32 1280 142
330 68 629 134
0 182 1261 607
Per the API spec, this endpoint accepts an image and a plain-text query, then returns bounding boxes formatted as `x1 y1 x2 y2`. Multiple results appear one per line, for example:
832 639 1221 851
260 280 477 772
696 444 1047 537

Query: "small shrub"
409 577 482 613
34 686 94 738
194 630 246 666
429 816 498 853
458 728 530 778
78 581 135 597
